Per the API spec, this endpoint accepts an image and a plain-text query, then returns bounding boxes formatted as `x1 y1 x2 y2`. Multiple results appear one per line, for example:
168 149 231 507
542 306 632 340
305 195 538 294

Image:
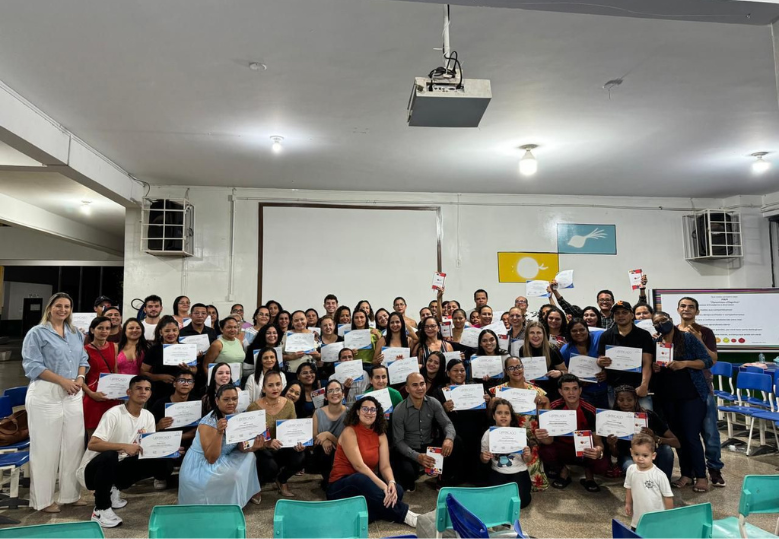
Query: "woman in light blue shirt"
22 292 90 513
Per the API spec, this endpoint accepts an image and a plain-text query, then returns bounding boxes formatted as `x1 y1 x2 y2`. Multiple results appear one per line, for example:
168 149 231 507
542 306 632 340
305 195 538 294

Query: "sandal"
580 478 601 493
672 476 692 489
41 503 60 514
276 481 296 498
692 478 709 493
551 476 572 489
249 493 262 505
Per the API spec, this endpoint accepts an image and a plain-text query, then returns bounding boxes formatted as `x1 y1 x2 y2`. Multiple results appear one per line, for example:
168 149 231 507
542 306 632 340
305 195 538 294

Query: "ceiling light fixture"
270 136 284 154
751 152 770 174
519 144 538 176
80 200 92 216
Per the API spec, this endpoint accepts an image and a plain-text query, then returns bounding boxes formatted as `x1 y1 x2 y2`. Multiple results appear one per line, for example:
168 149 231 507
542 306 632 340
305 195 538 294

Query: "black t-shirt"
150 393 199 447
179 324 217 342
179 326 216 394
615 409 668 457
597 325 654 388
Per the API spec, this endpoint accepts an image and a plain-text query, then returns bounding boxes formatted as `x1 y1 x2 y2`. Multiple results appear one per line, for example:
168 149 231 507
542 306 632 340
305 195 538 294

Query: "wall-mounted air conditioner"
141 198 194 257
682 209 742 260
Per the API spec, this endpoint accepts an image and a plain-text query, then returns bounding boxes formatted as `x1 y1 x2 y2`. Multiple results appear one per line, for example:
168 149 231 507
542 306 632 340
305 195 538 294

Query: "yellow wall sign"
497 252 560 283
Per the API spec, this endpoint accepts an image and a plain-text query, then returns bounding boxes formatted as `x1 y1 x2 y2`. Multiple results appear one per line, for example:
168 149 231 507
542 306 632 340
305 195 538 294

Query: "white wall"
0 227 123 265
2 281 52 320
123 187 772 319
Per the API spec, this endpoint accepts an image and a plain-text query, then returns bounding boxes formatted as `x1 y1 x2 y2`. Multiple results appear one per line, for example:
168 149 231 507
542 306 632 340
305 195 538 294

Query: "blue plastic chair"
148 505 246 538
711 362 736 403
0 396 30 454
445 494 528 539
636 503 713 538
2 387 27 409
712 475 779 538
612 519 642 538
719 373 774 448
0 521 104 538
0 451 29 510
436 484 521 538
273 497 368 538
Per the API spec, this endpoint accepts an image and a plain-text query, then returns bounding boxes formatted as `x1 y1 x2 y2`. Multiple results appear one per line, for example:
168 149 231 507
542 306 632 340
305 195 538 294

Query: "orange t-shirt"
329 423 380 484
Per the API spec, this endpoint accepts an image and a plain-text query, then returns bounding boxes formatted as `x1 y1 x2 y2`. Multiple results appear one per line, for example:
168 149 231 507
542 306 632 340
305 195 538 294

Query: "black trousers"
256 448 306 485
308 445 336 484
390 438 463 492
659 397 707 479
84 451 173 510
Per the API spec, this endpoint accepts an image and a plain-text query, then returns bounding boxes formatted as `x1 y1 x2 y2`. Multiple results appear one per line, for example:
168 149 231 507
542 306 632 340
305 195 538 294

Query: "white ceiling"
0 0 778 197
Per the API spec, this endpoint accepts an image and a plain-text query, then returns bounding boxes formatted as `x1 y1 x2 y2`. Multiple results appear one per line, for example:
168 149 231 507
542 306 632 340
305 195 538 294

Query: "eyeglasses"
326 389 342 394
506 365 524 372
360 407 378 414
175 378 195 384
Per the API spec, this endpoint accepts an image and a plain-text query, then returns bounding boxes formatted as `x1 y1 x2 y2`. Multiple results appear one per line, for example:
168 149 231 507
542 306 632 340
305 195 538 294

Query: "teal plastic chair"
636 503 713 538
148 504 246 538
0 521 104 538
435 484 521 538
274 496 368 538
713 475 779 538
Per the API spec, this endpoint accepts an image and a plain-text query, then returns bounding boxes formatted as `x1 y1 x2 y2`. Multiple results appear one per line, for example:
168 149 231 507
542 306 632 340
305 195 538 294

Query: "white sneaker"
404 509 418 528
153 479 167 490
91 507 123 528
110 487 127 509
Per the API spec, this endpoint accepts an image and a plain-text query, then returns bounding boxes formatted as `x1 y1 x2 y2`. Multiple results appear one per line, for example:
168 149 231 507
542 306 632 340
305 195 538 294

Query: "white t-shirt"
624 463 673 528
76 404 157 488
480 430 528 475
142 320 157 341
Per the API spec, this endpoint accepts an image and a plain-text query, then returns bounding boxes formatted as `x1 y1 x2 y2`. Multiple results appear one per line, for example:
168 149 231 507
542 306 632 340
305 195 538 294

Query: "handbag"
0 410 28 446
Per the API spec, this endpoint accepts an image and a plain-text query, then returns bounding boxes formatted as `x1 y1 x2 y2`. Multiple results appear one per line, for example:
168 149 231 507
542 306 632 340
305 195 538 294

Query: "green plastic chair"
636 503 713 538
0 521 104 538
148 504 246 538
713 475 779 538
435 484 521 538
274 496 368 538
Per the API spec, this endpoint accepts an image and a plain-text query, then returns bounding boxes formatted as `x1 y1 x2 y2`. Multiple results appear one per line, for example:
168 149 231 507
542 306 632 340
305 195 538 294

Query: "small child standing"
624 433 674 530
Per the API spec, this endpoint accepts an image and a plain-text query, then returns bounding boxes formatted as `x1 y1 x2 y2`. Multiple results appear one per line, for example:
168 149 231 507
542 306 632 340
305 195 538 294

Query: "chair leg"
746 418 755 456
0 468 29 510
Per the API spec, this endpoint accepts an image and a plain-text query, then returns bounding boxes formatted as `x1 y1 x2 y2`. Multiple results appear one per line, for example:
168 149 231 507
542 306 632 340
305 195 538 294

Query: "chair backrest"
739 475 779 517
0 521 104 538
3 386 27 409
436 484 520 533
148 505 245 538
612 519 642 538
635 503 713 538
736 373 772 404
0 396 12 419
744 366 765 374
711 362 733 378
273 497 368 538
445 494 490 539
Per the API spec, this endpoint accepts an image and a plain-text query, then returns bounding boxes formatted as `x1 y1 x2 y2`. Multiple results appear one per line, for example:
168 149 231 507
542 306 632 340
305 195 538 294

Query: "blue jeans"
327 473 409 524
701 393 723 470
607 386 653 411
618 444 674 480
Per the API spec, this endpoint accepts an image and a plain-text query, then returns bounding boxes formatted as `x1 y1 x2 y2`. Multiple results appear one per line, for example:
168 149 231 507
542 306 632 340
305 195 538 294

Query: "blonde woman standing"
22 292 90 513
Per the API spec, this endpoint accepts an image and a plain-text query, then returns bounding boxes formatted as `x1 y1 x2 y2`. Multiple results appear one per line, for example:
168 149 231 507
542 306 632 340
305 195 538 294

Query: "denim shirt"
22 323 90 381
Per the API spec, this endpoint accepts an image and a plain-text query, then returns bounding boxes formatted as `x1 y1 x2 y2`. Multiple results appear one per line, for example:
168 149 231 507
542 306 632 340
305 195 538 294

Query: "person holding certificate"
77 376 178 528
560 319 608 409
507 307 526 342
83 316 121 438
391 373 462 490
543 307 568 348
330 348 370 406
350 309 381 371
536 374 608 492
327 396 419 528
151 370 199 451
474 329 509 390
365 366 404 408
480 399 532 508
374 312 412 366
309 380 348 486
117 318 149 376
141 316 197 405
335 306 352 329
650 311 713 493
203 317 245 373
315 316 342 380
413 317 453 367
244 323 282 378
178 383 264 506
243 306 270 349
171 296 191 329
246 371 305 497
488 356 551 492
244 347 287 402
444 309 474 363
517 322 567 396
283 311 321 374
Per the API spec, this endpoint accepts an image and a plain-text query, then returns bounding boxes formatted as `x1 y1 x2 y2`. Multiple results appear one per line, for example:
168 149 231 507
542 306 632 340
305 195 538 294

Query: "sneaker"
403 510 418 528
91 507 123 528
153 479 168 491
110 487 127 509
709 469 726 487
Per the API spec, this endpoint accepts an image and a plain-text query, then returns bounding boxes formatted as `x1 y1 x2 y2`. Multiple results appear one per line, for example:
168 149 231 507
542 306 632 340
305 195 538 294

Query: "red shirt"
329 423 380 483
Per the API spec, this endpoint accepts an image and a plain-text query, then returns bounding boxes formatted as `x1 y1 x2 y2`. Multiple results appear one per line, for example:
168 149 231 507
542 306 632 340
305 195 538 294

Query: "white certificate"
538 409 577 436
344 329 372 350
226 410 267 445
164 401 202 429
635 319 656 335
72 312 97 333
381 347 410 363
179 334 211 354
568 355 601 382
483 321 508 337
441 321 453 338
498 387 538 415
458 327 481 349
426 447 444 476
285 332 317 353
555 270 574 289
470 356 503 379
388 358 420 385
596 409 635 439
357 387 394 414
574 430 594 456
97 374 134 400
312 388 326 409
628 269 643 290
276 418 313 448
605 345 643 372
510 339 522 357
432 272 446 290
443 351 462 363
337 324 351 337
308 327 321 337
139 431 182 459
274 346 284 369
442 384 486 410
333 361 365 383
656 342 673 366
236 389 250 414
526 280 551 298
521 356 549 381
489 427 527 453
163 343 198 366
208 363 242 384
320 342 344 363
182 318 192 327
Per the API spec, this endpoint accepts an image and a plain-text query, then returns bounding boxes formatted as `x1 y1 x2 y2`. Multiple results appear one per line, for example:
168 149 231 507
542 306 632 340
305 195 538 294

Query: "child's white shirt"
624 463 673 528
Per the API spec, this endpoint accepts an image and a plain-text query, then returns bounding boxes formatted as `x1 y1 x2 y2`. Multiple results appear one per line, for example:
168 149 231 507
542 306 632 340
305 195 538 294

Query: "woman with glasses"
326 396 418 527
413 317 453 365
310 380 348 486
244 306 270 348
392 297 417 330
488 356 551 491
331 348 370 406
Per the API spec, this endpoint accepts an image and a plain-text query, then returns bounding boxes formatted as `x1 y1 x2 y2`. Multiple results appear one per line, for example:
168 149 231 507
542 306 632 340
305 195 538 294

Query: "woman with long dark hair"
82 316 120 437
117 318 149 375
245 347 287 401
518 322 567 395
141 315 197 403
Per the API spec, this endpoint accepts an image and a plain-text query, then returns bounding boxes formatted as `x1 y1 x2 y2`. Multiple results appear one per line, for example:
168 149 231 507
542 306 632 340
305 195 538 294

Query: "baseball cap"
94 295 112 308
611 300 633 313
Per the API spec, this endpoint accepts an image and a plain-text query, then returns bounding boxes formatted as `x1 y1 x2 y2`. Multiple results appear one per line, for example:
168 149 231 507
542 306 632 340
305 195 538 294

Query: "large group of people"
20 276 728 531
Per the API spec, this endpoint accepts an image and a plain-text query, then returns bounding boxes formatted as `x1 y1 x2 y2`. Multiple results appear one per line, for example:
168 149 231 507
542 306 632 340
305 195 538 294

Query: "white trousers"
26 380 85 510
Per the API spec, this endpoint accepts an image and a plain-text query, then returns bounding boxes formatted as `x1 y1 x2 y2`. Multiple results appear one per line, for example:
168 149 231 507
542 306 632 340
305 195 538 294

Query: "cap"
612 300 632 313
94 295 113 308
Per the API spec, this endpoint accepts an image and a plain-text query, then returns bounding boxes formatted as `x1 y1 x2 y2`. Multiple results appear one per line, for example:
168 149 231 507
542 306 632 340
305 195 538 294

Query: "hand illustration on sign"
567 227 608 249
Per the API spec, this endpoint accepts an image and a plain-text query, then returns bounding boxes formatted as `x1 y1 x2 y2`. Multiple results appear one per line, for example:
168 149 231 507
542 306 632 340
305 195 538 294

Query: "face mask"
654 320 674 335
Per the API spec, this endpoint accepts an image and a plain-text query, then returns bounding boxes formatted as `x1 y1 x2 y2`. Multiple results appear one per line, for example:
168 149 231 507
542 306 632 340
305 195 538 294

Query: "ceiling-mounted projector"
406 4 491 128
